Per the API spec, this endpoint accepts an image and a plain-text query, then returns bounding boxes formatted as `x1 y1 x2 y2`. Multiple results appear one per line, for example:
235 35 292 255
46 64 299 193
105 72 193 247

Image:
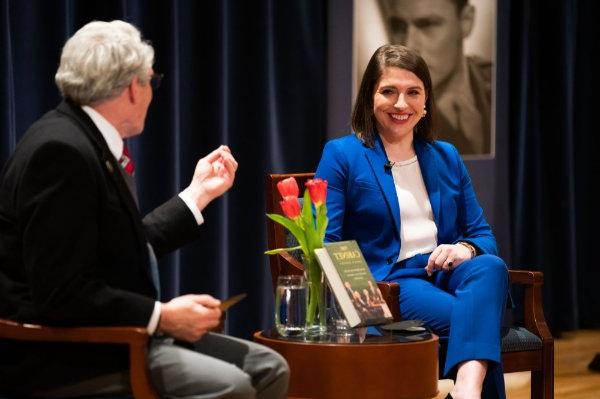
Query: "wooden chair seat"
502 326 543 353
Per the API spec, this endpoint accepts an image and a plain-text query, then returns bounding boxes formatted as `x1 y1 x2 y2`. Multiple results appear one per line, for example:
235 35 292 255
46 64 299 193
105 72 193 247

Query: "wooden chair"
0 319 159 398
266 172 554 399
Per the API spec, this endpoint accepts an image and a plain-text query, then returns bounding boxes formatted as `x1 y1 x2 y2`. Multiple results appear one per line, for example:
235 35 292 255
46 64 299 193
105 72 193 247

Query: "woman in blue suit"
316 45 508 399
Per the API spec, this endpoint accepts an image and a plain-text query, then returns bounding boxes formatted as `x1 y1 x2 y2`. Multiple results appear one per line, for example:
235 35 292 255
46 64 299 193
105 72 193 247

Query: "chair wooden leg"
531 370 543 399
531 368 553 399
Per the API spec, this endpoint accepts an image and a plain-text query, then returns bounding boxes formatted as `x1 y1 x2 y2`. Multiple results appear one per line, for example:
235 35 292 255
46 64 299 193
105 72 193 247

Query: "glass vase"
302 252 327 336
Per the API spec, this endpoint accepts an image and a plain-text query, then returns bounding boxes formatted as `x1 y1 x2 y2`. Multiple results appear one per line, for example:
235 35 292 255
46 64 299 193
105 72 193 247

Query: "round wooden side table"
254 329 439 399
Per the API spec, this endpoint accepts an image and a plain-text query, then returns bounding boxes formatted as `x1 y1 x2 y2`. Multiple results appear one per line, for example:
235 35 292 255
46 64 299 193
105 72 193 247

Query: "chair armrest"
377 281 401 321
507 270 553 345
0 319 159 399
0 318 148 343
509 269 543 285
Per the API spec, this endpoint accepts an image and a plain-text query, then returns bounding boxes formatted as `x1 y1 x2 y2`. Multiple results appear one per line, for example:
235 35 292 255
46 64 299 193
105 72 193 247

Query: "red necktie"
120 144 135 176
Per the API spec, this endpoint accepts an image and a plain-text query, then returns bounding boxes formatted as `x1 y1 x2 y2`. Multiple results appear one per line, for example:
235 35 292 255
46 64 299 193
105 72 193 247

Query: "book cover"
314 240 393 327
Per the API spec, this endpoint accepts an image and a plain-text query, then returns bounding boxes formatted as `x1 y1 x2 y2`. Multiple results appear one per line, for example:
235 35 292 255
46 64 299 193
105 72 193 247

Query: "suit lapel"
414 140 441 225
57 101 141 220
56 101 152 273
364 138 401 237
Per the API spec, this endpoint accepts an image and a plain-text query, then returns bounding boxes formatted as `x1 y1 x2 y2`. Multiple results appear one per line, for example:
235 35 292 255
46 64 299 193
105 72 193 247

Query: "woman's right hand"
425 243 473 276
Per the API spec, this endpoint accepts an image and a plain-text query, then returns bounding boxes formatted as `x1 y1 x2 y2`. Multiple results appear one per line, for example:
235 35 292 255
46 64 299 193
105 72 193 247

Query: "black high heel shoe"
445 394 454 399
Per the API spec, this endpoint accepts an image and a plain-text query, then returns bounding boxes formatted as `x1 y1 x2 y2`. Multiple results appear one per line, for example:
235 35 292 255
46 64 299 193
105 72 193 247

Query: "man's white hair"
55 20 154 105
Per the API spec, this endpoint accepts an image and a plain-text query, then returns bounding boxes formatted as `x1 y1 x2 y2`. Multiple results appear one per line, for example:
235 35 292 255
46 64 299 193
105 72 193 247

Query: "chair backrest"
265 172 314 290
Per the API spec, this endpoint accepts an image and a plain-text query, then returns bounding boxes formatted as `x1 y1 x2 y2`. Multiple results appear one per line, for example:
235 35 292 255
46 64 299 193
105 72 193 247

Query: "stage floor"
433 329 600 399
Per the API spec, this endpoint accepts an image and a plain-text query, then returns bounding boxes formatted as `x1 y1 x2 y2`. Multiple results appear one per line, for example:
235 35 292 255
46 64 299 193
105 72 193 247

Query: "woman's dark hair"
351 44 435 147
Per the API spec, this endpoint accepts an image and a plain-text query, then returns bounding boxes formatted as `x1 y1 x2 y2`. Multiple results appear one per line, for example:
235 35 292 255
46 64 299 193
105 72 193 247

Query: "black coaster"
380 319 427 333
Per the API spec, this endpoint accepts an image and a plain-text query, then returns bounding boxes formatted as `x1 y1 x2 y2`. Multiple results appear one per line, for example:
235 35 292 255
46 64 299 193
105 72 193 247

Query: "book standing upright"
314 240 393 327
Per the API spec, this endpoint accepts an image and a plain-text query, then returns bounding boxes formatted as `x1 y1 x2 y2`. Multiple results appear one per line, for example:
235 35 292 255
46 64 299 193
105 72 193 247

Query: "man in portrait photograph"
376 0 493 156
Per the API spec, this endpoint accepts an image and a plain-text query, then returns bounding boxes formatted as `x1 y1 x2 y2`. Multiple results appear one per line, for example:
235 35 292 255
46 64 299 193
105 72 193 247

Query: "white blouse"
391 156 438 262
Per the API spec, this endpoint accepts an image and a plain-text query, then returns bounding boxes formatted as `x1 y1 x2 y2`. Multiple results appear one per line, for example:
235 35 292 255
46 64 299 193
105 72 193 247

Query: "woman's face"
373 66 426 141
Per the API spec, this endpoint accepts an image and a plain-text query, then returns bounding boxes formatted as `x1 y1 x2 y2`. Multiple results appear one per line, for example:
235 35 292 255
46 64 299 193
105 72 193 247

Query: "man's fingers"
201 145 232 165
189 294 221 307
201 147 226 164
221 156 237 177
194 303 222 317
221 152 238 171
212 160 224 174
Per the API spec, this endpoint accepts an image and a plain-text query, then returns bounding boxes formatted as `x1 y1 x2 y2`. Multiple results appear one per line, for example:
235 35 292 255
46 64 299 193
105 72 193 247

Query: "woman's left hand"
425 244 473 276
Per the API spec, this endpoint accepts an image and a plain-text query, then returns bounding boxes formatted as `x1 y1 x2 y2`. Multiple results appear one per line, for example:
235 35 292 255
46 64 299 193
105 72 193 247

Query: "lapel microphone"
384 160 395 170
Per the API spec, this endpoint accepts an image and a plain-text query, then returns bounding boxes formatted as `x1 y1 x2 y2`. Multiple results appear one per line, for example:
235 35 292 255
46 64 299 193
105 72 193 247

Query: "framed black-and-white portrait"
354 0 496 159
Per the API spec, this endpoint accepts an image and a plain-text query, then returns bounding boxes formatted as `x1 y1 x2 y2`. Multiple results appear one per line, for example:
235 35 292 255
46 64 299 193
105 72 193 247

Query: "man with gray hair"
0 20 289 398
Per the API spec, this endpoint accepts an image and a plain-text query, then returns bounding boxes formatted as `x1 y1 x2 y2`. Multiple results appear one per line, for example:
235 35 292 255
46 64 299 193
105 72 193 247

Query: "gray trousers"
37 333 290 399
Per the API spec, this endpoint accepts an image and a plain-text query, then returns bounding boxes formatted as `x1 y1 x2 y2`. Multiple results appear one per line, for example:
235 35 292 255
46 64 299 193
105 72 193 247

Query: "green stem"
304 252 325 327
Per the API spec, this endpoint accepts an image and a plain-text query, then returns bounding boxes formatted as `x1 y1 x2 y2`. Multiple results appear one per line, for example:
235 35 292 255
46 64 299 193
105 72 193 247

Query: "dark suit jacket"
0 100 201 394
315 134 497 281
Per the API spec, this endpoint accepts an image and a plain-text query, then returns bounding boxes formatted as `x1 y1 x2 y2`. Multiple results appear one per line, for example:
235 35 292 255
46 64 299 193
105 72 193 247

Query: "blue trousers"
387 254 509 399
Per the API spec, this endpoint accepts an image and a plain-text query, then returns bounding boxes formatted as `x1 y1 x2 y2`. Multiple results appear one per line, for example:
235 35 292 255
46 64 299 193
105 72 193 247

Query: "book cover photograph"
315 240 393 327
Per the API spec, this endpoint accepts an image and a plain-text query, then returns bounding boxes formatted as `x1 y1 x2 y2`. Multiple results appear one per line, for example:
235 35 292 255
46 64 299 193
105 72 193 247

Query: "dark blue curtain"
0 0 326 339
509 0 600 333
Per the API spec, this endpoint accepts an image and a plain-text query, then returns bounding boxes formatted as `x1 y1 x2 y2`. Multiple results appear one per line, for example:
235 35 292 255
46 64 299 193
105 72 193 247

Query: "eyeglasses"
150 73 164 90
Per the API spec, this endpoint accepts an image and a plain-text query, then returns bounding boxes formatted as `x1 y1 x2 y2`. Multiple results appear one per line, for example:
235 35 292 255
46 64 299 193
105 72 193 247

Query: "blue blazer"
315 134 497 281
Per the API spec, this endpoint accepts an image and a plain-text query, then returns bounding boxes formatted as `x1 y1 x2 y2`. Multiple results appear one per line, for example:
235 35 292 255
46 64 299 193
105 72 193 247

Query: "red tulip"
280 197 301 219
305 178 328 206
277 177 299 199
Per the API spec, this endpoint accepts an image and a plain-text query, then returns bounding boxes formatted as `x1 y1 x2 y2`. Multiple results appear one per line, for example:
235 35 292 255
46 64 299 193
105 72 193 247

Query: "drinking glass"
275 275 306 337
328 290 354 336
